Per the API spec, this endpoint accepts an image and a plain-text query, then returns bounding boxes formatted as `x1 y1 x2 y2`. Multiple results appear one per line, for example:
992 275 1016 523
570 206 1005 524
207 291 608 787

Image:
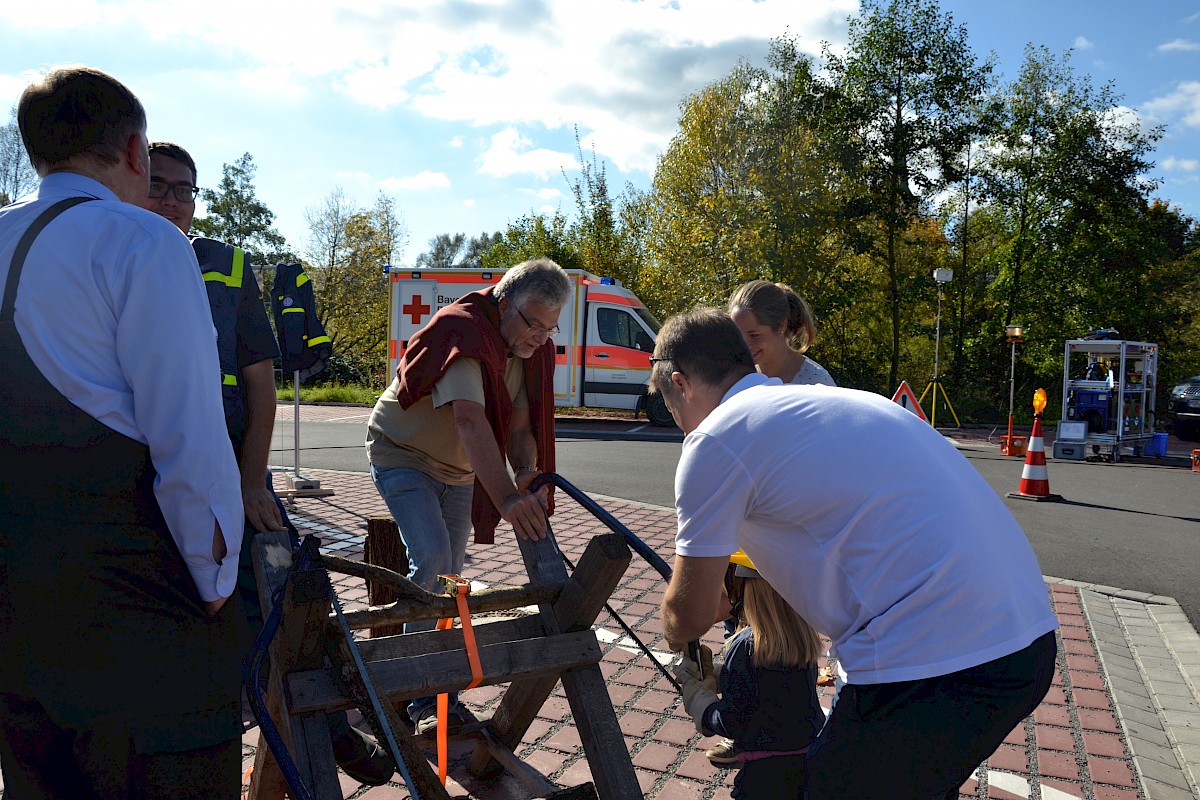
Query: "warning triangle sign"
891 380 928 422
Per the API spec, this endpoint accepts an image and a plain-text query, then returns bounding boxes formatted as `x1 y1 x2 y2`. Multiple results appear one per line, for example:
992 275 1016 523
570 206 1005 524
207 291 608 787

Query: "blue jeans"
370 465 473 720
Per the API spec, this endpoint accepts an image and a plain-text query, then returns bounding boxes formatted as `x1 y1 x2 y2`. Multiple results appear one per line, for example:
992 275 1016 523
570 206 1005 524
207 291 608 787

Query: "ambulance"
386 267 674 426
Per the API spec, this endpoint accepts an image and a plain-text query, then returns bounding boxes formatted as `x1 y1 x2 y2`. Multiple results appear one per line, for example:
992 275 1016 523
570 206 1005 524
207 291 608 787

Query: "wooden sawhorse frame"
246 524 640 800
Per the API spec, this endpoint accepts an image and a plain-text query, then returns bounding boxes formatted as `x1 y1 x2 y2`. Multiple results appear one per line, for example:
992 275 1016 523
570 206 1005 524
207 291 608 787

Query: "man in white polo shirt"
656 307 1058 800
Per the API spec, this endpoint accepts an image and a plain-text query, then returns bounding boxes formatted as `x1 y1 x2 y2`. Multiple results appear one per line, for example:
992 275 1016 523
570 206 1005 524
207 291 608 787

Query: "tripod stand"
919 271 961 428
918 378 960 428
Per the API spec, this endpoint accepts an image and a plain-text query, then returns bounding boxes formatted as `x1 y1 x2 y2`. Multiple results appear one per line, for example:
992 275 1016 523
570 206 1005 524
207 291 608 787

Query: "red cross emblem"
403 295 431 325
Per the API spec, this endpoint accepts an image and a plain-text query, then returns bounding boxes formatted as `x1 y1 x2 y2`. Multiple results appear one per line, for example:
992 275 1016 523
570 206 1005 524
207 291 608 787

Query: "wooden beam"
561 664 642 799
326 623 452 800
288 630 603 714
468 534 631 780
517 530 570 635
332 581 562 631
475 727 562 796
289 712 342 799
247 532 332 800
357 615 546 662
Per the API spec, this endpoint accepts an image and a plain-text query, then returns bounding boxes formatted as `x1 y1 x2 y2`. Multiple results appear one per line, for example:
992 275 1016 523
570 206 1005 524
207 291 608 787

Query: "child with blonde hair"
673 554 825 799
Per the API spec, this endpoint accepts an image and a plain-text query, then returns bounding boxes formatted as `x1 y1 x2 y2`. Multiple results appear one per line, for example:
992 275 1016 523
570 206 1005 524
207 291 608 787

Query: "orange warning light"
1032 388 1047 415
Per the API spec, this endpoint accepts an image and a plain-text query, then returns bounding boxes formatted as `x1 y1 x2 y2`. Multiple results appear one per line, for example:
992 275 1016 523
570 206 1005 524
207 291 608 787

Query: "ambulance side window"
596 307 643 349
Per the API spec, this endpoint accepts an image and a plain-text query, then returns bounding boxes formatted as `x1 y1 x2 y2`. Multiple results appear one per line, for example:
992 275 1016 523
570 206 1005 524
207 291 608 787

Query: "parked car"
1167 375 1200 441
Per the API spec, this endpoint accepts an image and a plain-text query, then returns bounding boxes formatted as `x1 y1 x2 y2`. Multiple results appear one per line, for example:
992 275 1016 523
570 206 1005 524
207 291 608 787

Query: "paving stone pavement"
229 465 1198 800
3 404 1195 799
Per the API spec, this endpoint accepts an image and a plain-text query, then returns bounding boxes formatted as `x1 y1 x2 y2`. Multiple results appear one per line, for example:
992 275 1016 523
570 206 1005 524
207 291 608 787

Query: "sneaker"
413 704 470 736
331 724 394 786
705 737 739 765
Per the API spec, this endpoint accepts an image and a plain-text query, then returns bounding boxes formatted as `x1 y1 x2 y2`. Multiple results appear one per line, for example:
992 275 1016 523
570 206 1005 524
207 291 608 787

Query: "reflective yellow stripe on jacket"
201 247 244 288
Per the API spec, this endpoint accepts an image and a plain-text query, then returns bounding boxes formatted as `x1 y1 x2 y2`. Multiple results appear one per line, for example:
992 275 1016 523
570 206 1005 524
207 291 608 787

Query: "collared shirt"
0 173 243 601
674 373 1057 684
367 356 528 484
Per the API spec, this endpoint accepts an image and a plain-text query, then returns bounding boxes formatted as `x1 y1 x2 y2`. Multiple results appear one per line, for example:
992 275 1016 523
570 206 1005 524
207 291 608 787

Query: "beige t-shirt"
366 356 528 485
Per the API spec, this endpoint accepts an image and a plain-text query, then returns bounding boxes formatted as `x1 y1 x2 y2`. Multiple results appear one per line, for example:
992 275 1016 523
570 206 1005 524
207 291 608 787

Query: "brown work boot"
705 737 739 766
331 724 394 786
413 704 470 736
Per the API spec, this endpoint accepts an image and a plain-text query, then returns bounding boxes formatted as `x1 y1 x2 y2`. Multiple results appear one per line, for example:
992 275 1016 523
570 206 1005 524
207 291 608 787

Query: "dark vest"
191 236 249 451
0 199 243 751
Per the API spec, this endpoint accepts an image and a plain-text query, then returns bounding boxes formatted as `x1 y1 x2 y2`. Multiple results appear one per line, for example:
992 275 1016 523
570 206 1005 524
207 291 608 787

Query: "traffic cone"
1007 415 1062 502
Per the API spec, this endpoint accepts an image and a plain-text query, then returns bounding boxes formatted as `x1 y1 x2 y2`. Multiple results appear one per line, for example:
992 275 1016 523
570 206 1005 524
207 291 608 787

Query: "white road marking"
986 770 1081 799
594 626 674 664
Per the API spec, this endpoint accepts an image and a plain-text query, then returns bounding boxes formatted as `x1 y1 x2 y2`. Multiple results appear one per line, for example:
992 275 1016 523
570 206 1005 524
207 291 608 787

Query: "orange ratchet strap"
434 574 484 785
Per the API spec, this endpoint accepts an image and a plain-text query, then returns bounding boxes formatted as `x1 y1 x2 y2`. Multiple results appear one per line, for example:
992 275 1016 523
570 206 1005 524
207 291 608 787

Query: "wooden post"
247 532 339 800
468 533 638 799
364 515 407 638
326 629 453 800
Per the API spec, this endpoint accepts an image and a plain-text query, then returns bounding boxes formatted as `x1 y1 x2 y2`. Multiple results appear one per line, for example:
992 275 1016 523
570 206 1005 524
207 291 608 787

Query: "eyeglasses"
148 180 200 202
648 356 672 365
516 306 560 337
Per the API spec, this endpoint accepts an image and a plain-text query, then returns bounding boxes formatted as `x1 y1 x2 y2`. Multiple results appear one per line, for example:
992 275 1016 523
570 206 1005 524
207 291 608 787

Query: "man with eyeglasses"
366 257 570 735
655 308 1058 800
142 142 395 786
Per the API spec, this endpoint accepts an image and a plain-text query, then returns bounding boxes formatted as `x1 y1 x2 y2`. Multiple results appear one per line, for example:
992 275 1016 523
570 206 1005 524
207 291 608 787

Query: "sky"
2 1 1198 267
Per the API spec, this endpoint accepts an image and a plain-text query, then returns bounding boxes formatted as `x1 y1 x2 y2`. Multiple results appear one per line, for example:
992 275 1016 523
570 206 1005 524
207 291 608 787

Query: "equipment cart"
1061 339 1158 461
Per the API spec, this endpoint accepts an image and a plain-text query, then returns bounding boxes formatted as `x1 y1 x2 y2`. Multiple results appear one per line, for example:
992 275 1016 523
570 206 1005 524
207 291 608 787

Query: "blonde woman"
673 553 824 799
728 280 835 387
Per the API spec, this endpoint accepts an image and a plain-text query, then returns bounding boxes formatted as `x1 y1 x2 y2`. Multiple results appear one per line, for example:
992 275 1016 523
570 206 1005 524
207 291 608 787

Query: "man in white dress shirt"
0 66 246 798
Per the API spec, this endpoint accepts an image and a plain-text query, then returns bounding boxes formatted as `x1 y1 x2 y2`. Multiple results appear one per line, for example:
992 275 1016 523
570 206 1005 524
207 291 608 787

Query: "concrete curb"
1051 578 1200 800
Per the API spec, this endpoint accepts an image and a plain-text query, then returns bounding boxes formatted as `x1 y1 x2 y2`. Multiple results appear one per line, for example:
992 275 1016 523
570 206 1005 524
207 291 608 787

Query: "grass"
273 383 645 421
274 384 379 405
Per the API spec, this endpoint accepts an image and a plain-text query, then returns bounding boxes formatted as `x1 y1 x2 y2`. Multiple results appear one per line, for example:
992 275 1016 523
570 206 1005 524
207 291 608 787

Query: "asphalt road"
272 417 1200 627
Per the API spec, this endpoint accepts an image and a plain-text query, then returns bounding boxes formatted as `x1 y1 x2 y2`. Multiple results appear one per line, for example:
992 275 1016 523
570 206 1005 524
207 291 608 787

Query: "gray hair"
495 258 571 309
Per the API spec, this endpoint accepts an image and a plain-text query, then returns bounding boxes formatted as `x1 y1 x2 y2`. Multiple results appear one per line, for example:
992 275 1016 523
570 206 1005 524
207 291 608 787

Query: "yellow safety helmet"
729 549 759 578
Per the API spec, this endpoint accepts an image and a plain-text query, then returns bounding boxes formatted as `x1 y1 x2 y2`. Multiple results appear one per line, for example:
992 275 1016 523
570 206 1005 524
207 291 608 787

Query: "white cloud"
0 0 862 251
1158 38 1200 52
1074 36 1093 50
381 170 452 191
479 127 575 179
1162 156 1200 172
0 0 859 174
522 187 564 201
0 72 34 110
1144 82 1200 127
462 198 475 207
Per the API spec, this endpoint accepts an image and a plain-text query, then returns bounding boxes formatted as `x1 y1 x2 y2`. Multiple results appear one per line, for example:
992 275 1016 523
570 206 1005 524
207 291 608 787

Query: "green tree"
417 231 503 268
565 133 628 282
976 45 1165 401
824 0 993 390
480 211 584 272
193 153 295 265
417 233 466 267
642 62 769 314
305 191 407 385
461 232 502 268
